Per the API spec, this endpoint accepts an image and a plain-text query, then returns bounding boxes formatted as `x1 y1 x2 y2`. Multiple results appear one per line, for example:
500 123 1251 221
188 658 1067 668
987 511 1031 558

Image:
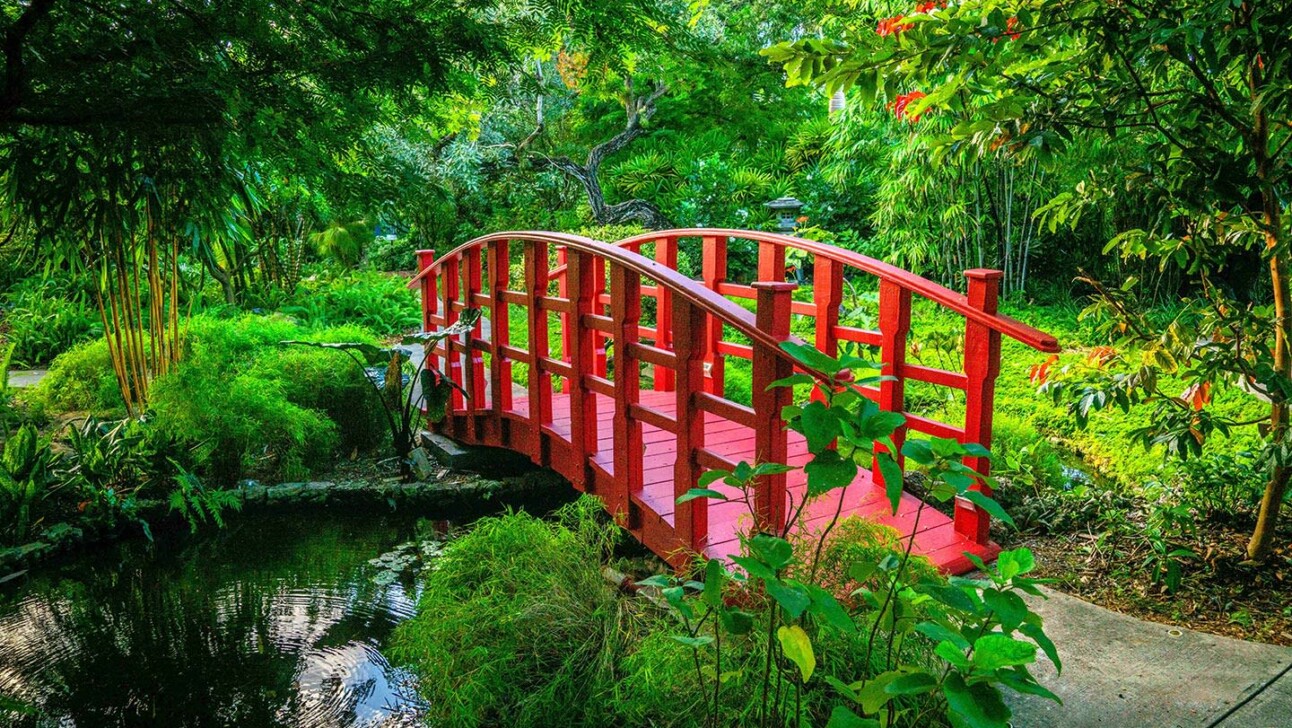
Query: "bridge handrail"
613 228 1059 353
407 230 832 380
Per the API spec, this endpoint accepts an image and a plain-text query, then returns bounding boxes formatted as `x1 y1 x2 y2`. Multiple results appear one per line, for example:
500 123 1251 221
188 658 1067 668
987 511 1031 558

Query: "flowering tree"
764 1 1292 560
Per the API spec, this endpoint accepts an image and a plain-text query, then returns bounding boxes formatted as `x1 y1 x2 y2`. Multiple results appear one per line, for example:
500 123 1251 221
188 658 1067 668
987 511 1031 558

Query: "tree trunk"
1246 87 1288 560
546 80 673 230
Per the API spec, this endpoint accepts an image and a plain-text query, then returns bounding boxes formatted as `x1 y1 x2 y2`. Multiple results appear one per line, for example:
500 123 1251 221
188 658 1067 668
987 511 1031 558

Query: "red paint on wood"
486 245 514 416
653 237 677 391
524 241 552 466
956 269 1003 545
611 265 643 526
565 248 599 492
701 236 727 396
412 230 1055 576
672 297 708 554
875 280 911 483
751 281 795 534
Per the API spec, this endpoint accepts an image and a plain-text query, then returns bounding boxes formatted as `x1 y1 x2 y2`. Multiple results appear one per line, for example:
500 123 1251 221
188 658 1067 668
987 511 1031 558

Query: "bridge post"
956 269 1003 545
441 254 465 413
463 247 487 430
875 279 912 485
751 281 796 534
557 247 572 367
701 236 727 395
487 239 513 421
565 248 599 492
416 249 437 331
673 297 709 554
611 266 643 526
653 237 677 392
524 240 552 464
812 256 844 403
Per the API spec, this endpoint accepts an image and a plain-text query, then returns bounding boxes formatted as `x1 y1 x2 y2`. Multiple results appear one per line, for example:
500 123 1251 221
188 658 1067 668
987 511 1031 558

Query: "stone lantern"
764 196 804 233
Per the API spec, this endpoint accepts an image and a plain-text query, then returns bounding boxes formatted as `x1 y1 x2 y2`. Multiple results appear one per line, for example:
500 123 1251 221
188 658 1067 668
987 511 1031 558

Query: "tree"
765 0 1292 559
0 0 512 411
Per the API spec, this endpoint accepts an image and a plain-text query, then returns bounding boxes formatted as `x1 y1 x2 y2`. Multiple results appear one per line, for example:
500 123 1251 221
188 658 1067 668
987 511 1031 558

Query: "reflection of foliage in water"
0 508 427 727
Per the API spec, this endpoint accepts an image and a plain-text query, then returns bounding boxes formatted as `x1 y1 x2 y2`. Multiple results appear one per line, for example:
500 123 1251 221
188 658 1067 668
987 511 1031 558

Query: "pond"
0 507 441 727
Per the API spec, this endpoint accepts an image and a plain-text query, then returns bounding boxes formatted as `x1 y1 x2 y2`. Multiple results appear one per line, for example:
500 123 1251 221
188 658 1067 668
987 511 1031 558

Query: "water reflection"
0 508 428 727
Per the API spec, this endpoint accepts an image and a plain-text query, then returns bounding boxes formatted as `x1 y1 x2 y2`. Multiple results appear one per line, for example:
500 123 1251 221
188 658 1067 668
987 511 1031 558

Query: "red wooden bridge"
409 229 1058 574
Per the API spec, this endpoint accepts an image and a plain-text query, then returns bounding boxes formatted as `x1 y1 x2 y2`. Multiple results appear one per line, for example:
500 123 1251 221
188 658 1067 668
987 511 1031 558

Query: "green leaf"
901 438 935 465
720 608 755 635
885 670 938 695
983 589 1028 630
731 555 778 581
799 401 840 452
766 579 811 619
777 625 816 682
697 469 729 488
703 558 725 607
806 584 856 633
962 490 1015 527
805 449 858 496
749 533 795 570
677 488 729 504
826 706 880 728
875 451 904 514
1021 619 1062 673
971 634 1037 672
943 673 1011 728
916 620 970 650
670 634 714 649
848 560 878 583
995 549 1036 581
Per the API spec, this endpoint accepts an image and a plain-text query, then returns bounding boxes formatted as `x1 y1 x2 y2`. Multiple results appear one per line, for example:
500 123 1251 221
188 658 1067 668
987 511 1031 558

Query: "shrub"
150 367 337 484
248 348 387 455
3 278 101 366
364 234 417 272
280 269 421 334
390 499 637 727
24 338 125 416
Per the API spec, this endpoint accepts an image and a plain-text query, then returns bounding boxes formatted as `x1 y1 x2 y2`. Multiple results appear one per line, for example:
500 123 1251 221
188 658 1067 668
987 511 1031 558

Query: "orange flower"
876 14 912 36
1029 354 1059 384
795 215 809 224
888 90 927 121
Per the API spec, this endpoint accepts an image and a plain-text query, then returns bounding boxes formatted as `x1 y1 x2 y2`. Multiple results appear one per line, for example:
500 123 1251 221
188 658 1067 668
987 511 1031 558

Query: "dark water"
0 508 434 727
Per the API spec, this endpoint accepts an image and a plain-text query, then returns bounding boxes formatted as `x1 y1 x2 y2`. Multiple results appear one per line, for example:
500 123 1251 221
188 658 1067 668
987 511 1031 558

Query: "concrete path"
8 369 46 388
1006 587 1292 727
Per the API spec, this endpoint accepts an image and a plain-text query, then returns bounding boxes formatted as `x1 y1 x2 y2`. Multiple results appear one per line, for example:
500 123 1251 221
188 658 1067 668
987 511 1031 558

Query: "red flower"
876 14 912 36
1006 16 1021 40
888 90 927 122
915 1 938 12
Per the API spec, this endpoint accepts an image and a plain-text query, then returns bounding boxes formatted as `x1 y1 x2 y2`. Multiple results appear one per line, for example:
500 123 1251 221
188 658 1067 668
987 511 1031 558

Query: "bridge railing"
409 229 1059 562
410 232 822 558
598 229 1059 545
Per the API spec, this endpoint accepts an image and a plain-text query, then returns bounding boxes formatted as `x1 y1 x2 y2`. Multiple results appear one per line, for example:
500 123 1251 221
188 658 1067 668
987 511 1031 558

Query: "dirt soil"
1017 525 1292 646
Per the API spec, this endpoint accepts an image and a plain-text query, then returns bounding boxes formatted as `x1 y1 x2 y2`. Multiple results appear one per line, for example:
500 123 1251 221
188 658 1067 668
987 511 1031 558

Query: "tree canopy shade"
764 0 1291 559
0 0 519 412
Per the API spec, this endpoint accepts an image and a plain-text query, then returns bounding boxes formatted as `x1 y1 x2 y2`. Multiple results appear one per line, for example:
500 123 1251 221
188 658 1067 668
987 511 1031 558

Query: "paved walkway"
1006 587 1292 727
8 370 46 388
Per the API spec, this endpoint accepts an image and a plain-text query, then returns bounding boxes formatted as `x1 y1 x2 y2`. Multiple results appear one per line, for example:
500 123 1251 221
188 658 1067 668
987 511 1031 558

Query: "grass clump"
389 498 640 727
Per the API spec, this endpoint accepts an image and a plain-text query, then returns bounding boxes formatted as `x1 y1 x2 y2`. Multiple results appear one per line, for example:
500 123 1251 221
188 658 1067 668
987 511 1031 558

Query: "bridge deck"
466 388 996 573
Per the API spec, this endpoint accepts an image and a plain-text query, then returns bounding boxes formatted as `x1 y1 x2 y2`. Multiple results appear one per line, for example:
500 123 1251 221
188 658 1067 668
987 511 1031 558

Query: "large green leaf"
776 625 815 682
805 449 858 496
970 634 1037 672
942 673 1011 728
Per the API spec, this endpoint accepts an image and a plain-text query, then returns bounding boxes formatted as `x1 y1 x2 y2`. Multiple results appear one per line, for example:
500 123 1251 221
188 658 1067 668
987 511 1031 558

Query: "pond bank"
0 463 575 577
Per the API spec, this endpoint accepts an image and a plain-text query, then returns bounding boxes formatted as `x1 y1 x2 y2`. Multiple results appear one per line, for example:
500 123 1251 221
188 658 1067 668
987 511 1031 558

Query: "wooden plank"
875 279 911 483
957 269 1004 545
653 236 677 391
524 240 552 465
695 392 757 428
673 298 709 552
611 265 643 525
701 236 727 396
488 241 514 416
751 281 795 534
565 248 598 491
